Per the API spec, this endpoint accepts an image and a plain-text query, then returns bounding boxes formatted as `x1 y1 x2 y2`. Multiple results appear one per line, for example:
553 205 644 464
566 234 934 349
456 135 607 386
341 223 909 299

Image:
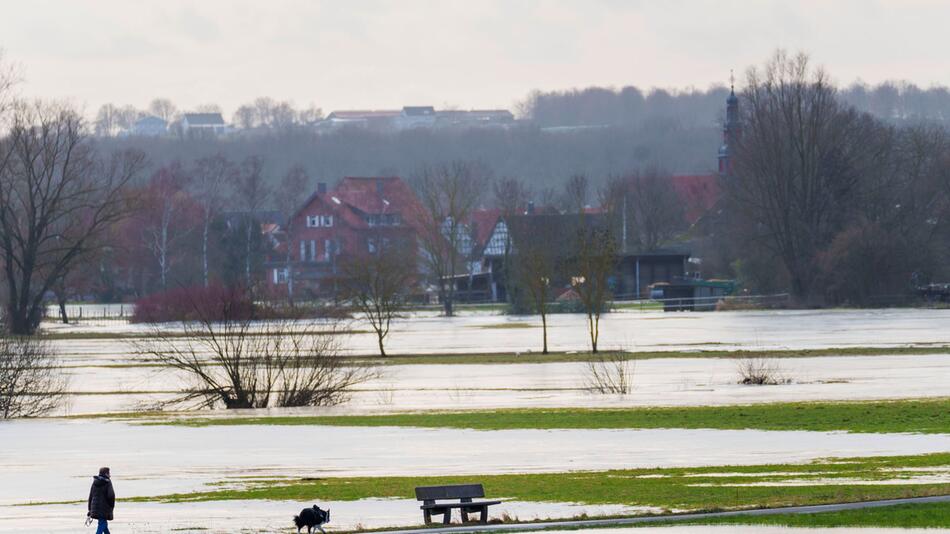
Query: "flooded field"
8 420 950 503
45 307 950 354
41 307 950 414
5 308 950 532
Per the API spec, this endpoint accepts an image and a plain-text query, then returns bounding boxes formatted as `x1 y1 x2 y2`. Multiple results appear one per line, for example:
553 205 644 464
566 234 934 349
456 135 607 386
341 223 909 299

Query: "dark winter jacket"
87 475 115 520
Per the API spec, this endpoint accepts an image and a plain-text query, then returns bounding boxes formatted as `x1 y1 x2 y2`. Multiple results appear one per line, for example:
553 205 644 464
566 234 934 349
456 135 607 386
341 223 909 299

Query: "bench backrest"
415 484 485 501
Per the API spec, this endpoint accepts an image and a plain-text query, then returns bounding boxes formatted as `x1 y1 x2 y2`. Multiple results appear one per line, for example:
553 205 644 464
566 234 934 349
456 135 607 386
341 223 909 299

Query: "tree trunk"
377 332 387 357
245 223 252 288
541 311 548 354
202 216 210 287
7 303 41 335
58 298 69 325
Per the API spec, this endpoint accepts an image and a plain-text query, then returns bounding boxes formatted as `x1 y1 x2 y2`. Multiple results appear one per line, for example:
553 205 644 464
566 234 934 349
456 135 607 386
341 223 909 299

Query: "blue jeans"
96 519 110 534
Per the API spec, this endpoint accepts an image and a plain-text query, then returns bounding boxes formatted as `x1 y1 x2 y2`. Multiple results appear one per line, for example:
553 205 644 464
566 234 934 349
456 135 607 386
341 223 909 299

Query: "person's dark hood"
92 475 111 487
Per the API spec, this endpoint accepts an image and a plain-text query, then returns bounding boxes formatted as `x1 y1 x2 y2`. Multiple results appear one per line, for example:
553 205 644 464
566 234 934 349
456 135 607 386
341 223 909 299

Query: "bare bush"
736 357 788 385
139 312 375 410
0 336 67 418
585 352 634 395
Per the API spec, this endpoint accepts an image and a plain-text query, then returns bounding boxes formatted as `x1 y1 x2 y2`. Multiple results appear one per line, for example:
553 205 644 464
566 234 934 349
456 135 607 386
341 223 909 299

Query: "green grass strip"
671 500 950 529
152 398 950 434
130 453 950 511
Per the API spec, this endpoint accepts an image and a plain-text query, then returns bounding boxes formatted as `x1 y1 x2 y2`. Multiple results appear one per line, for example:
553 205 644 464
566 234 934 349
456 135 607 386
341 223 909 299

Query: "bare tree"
94 104 119 137
338 242 416 356
736 357 787 385
511 221 558 354
605 169 686 253
232 156 270 289
0 102 144 334
563 173 589 214
141 164 193 291
414 160 490 316
569 217 617 353
138 296 374 409
114 105 142 132
273 165 311 303
148 98 178 122
192 154 232 287
233 105 257 129
727 51 890 300
0 335 67 418
585 352 633 395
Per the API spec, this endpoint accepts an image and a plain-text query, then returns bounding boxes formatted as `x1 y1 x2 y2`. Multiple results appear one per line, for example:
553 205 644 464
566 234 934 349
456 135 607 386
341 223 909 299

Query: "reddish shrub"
132 285 254 323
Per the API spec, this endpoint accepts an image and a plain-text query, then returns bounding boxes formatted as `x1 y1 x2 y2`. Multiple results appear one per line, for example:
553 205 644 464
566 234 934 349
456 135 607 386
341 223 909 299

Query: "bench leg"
423 510 431 525
442 509 452 525
480 507 488 523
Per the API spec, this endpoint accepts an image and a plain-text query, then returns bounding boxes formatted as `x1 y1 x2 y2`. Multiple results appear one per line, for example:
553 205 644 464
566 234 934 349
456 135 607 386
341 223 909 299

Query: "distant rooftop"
183 113 225 126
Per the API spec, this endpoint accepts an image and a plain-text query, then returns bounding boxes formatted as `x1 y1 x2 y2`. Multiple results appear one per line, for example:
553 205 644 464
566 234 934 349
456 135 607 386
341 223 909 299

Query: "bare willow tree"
0 102 144 334
192 154 232 287
414 160 489 316
569 217 617 353
727 50 890 300
338 242 416 356
139 303 374 409
0 335 67 418
274 165 311 304
585 352 633 395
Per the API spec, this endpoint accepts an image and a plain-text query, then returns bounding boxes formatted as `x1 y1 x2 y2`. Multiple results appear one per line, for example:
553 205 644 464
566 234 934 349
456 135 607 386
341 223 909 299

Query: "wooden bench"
415 484 501 525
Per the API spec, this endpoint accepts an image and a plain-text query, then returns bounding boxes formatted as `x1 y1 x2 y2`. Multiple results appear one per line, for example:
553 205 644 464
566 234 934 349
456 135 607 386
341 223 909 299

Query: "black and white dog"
293 505 330 534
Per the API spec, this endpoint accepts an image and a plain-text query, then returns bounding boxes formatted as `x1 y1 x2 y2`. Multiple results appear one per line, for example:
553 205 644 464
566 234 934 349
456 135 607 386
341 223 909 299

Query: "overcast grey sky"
2 0 948 115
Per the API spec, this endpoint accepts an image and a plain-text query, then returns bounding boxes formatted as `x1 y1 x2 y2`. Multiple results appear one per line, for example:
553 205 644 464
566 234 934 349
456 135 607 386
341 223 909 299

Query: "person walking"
87 467 115 534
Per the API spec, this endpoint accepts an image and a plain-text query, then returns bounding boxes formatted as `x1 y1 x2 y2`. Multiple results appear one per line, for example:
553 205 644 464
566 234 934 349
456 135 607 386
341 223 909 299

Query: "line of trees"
713 51 950 304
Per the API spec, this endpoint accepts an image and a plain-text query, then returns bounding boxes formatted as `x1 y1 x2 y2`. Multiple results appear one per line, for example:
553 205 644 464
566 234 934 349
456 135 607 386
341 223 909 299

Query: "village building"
266 176 424 297
181 112 227 137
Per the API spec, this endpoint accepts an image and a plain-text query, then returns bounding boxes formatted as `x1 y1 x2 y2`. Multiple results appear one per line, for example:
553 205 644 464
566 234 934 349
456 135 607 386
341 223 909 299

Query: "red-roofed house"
267 176 425 296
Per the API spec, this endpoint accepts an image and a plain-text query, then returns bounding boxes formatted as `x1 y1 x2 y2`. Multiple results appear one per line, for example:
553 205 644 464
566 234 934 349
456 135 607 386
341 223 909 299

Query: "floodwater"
44 307 950 355
0 498 655 533
58 353 950 415
6 308 950 532
4 420 950 505
37 307 950 414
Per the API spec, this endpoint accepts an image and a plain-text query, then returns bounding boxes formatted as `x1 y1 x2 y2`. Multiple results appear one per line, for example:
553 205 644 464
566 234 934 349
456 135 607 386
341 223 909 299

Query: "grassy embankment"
122 453 950 512
152 398 950 434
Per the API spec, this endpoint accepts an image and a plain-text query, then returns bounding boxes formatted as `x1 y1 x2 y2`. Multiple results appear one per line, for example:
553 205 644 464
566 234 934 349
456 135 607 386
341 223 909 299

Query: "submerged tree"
338 241 416 357
0 336 67 418
139 293 375 409
510 221 559 354
569 218 617 353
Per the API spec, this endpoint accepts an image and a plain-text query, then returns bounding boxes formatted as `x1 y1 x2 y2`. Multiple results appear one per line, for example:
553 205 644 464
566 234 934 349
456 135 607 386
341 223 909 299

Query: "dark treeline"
97 124 719 202
521 80 950 128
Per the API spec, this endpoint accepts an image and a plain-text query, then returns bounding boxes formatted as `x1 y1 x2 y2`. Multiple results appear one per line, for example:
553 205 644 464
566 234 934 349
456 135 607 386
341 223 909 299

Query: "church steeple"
718 71 741 176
